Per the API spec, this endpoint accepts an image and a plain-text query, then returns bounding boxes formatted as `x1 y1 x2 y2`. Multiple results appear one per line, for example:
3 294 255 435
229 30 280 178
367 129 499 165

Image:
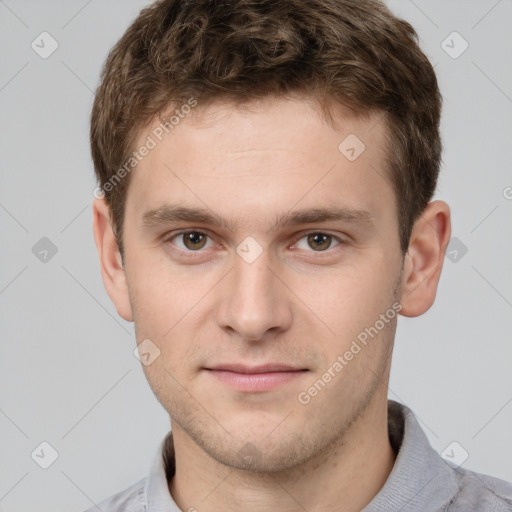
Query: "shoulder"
385 400 512 512
449 465 512 511
81 477 147 512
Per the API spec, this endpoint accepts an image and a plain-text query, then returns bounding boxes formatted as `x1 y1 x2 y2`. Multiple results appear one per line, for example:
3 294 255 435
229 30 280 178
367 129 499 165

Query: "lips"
204 363 308 392
207 363 304 373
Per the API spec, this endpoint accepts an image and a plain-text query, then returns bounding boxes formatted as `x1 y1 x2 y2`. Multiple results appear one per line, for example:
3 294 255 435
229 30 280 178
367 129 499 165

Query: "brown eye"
181 231 208 250
307 233 334 251
163 229 216 256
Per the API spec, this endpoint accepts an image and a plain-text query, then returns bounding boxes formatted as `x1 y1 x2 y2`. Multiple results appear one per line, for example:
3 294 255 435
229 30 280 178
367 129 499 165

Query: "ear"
399 200 451 317
92 198 134 322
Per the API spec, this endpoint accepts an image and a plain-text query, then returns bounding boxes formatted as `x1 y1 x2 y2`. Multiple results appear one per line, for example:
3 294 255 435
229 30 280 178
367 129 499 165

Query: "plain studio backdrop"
0 1 511 510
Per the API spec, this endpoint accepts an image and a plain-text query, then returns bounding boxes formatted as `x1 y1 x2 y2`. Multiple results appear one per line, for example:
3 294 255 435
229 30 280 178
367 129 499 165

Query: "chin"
194 428 318 474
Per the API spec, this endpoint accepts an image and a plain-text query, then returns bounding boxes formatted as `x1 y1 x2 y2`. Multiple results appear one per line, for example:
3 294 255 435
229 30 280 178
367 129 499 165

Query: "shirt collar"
144 431 178 511
144 400 460 511
362 400 460 511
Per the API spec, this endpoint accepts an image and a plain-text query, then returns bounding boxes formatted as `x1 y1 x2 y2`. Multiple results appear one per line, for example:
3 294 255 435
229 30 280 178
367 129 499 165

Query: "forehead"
125 96 392 229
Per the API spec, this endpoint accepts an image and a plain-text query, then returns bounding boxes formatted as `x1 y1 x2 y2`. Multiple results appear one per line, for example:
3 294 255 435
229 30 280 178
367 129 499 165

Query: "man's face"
121 96 404 471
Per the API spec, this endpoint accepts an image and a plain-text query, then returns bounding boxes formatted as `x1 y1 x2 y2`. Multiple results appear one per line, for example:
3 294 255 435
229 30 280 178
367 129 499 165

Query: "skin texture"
93 95 451 511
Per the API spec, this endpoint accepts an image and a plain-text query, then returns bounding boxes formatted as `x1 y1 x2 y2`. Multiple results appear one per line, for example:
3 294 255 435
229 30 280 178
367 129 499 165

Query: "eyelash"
162 229 347 257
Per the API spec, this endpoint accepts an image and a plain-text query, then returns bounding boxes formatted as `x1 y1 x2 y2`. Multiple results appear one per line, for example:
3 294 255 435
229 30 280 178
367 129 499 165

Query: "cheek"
294 257 396 344
127 258 213 365
127 252 198 326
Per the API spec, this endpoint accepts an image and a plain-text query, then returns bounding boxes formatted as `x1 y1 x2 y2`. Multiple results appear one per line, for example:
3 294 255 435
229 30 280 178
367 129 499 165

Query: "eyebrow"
141 204 373 233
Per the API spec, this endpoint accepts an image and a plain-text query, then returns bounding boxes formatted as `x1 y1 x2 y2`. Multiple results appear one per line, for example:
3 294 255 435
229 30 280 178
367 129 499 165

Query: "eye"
163 230 345 256
293 232 343 252
165 230 215 252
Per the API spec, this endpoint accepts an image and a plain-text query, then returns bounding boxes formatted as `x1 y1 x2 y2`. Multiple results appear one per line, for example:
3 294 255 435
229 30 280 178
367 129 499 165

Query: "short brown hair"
90 0 442 259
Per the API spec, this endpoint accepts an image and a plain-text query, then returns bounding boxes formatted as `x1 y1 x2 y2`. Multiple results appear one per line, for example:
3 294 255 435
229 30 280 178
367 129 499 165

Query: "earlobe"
399 200 451 317
92 198 134 322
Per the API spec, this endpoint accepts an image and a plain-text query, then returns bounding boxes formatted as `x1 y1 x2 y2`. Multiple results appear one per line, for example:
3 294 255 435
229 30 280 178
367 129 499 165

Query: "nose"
215 247 294 342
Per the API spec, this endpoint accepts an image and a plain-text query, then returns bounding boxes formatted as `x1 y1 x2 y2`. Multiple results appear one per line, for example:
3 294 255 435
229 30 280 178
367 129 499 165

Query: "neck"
168 394 396 512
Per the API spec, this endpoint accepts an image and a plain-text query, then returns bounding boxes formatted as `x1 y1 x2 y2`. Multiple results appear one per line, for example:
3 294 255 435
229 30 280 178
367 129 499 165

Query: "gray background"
0 0 511 510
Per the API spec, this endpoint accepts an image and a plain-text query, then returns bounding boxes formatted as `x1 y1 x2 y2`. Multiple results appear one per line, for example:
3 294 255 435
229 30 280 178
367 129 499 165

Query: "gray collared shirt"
84 400 512 511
